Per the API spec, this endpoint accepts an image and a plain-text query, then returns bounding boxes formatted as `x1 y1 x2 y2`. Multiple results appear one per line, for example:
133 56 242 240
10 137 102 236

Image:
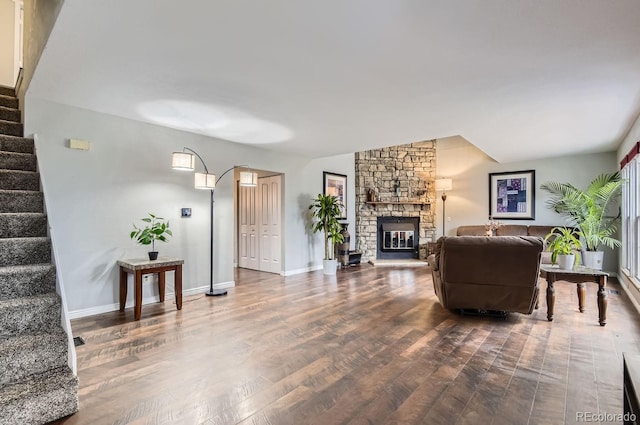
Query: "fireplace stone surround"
355 141 437 261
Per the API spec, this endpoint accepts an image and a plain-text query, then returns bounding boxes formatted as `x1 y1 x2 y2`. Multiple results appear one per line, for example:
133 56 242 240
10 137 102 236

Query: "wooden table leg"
577 283 586 312
119 267 128 311
546 277 555 321
598 275 608 326
135 269 143 321
158 271 166 302
175 265 182 310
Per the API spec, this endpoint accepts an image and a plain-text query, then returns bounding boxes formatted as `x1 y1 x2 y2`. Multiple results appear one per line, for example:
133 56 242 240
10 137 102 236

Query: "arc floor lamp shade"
435 178 453 192
195 172 216 189
239 170 258 186
172 151 195 170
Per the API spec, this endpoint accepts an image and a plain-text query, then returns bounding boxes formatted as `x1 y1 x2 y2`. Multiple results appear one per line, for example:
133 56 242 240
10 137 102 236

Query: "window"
621 144 640 283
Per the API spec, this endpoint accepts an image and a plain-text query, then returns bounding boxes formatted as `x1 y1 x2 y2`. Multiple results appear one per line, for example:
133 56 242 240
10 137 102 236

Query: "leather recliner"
426 236 544 314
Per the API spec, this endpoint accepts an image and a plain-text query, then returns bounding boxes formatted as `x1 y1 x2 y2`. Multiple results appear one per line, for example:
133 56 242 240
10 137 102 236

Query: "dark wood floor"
51 265 640 425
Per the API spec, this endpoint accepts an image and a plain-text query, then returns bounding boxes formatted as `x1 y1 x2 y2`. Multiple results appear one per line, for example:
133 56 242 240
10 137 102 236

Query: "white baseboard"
68 281 234 319
281 265 322 276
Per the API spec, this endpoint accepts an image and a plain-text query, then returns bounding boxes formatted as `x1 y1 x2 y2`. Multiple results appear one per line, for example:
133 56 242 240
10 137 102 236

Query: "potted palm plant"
309 194 345 275
540 172 622 270
544 226 582 270
130 213 172 260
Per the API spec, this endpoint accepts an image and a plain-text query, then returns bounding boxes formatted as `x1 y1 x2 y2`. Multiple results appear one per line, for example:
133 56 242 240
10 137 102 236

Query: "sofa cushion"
527 225 556 238
456 225 487 236
496 225 528 236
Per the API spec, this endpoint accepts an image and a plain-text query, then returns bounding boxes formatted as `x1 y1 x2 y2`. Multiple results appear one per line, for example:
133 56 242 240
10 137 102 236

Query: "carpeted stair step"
0 169 40 191
0 190 43 213
0 106 20 123
0 264 56 301
0 94 18 110
0 151 37 172
0 135 34 154
0 119 22 137
0 213 47 238
0 293 61 338
0 366 78 425
0 329 68 386
0 86 14 97
0 237 51 267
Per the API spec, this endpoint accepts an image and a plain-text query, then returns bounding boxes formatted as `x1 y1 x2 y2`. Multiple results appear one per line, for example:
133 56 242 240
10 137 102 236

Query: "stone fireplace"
355 141 437 261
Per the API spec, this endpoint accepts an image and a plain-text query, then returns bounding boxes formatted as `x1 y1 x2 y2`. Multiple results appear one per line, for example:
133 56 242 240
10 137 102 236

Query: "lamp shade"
172 152 195 170
195 172 216 189
435 178 453 191
239 171 258 187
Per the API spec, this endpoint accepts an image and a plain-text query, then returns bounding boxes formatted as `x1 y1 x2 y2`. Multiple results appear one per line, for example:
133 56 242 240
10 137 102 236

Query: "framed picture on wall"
323 171 347 219
489 170 535 220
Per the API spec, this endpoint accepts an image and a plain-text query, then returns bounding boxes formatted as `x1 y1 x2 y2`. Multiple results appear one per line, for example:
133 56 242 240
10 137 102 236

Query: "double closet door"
238 175 282 274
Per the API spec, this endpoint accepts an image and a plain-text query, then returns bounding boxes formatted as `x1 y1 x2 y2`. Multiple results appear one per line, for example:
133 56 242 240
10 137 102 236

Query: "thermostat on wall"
181 208 192 217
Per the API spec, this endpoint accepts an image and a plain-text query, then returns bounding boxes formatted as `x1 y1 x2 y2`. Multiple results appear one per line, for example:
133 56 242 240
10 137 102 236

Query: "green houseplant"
544 226 582 270
540 171 622 269
130 213 172 260
309 194 345 274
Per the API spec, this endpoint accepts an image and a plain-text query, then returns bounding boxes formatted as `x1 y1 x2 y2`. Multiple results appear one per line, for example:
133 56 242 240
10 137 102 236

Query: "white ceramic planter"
582 250 604 270
323 259 338 275
556 254 575 270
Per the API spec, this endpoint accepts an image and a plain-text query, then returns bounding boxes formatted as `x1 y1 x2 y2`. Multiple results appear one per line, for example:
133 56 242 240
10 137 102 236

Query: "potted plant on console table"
544 226 582 270
540 172 622 270
309 194 345 275
130 213 172 260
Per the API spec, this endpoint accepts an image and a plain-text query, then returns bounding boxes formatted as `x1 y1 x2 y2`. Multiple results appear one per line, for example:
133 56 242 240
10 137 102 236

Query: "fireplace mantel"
365 201 430 206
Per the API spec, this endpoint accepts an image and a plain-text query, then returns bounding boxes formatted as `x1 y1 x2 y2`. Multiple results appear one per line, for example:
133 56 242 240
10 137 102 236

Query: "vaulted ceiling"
28 0 640 162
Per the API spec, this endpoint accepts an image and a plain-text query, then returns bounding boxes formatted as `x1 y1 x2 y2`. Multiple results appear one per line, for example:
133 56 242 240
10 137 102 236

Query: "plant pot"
556 254 575 270
323 259 338 275
148 251 159 261
582 250 604 270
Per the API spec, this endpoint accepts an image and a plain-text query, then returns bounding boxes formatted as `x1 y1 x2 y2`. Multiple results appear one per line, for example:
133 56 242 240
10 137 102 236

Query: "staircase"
0 86 78 424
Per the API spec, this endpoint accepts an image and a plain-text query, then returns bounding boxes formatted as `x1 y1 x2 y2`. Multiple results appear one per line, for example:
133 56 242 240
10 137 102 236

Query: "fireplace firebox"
376 217 419 259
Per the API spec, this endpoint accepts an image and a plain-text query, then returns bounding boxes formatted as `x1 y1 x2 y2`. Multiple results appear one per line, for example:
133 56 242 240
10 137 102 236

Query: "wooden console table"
539 264 608 326
118 257 184 321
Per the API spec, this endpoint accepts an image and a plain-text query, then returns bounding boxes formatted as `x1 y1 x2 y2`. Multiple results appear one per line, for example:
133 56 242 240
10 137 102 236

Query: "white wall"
436 135 619 271
24 98 355 316
283 153 356 275
0 0 17 87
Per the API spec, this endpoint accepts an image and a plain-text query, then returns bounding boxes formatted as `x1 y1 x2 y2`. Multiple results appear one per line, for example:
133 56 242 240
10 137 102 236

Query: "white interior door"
237 174 282 274
258 175 282 273
238 182 259 270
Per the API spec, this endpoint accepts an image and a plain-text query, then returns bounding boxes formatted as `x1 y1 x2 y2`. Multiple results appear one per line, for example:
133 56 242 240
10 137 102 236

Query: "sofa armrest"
427 254 437 270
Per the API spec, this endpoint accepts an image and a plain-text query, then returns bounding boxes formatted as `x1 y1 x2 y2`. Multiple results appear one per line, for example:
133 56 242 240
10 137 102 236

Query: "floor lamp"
435 178 453 237
172 147 257 297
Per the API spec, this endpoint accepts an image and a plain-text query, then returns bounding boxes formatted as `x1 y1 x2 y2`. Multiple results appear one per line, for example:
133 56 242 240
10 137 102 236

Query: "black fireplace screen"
381 223 415 251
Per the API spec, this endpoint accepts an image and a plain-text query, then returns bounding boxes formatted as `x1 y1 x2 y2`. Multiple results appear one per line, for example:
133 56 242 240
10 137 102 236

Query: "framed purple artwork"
489 170 535 220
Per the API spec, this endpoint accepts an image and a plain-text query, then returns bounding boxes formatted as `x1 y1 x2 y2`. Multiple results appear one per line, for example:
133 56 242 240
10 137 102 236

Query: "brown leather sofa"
426 235 544 314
